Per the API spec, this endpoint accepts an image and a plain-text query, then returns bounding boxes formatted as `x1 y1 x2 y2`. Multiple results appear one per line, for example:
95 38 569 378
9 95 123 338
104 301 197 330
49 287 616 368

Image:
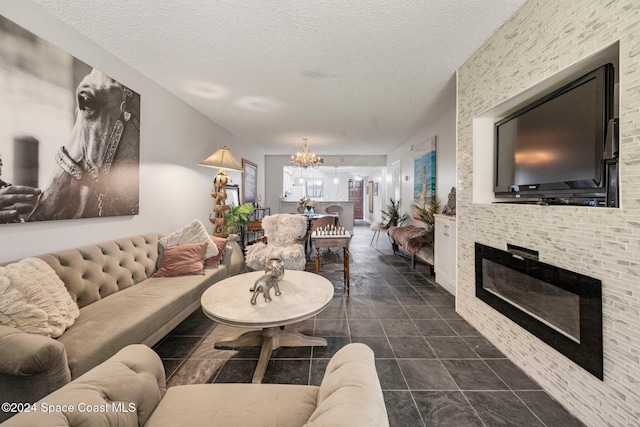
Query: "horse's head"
77 69 123 120
67 69 136 171
29 69 140 221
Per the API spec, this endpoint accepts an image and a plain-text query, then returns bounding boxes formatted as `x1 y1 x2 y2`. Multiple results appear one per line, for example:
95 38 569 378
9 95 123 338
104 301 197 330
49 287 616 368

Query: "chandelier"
290 138 324 169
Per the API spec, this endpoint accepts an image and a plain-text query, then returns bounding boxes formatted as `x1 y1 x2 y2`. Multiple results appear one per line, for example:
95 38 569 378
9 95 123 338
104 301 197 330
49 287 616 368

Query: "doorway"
348 179 363 220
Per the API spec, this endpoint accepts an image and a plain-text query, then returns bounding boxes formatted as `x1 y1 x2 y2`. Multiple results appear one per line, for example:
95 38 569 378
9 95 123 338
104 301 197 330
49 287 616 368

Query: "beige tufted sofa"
0 234 232 421
2 343 389 427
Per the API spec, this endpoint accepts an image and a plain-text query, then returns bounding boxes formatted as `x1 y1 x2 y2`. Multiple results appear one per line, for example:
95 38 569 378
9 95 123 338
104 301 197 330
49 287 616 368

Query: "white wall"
457 0 640 425
385 94 457 226
363 169 386 224
0 0 265 262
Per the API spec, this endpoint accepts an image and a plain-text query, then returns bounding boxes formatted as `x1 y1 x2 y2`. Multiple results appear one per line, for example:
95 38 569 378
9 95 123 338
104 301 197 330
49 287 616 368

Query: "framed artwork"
0 15 140 224
414 136 436 207
373 182 379 196
242 159 257 205
368 181 374 213
226 184 240 207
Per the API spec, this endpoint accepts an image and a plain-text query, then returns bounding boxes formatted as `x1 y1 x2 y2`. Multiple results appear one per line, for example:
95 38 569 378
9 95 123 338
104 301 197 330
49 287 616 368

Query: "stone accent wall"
457 0 640 425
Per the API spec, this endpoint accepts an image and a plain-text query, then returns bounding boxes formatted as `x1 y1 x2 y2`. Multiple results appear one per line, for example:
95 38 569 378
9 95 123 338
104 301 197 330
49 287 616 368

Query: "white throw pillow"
0 274 53 337
0 258 79 338
23 258 79 327
159 219 218 259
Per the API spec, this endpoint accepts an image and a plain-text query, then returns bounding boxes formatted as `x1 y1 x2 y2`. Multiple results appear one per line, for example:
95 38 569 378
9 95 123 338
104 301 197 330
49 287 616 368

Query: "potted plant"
380 198 408 229
412 194 441 237
224 203 255 234
223 203 255 275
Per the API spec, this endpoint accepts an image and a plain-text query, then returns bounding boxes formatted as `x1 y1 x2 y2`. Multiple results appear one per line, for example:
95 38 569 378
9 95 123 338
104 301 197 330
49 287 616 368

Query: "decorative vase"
305 206 314 214
227 233 244 276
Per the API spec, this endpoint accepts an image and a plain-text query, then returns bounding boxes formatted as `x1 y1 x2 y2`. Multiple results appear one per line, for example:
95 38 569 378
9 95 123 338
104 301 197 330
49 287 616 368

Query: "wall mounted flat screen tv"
494 63 615 202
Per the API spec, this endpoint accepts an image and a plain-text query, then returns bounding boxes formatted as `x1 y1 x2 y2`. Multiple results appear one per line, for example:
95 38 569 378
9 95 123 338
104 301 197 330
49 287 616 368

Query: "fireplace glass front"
482 258 580 342
475 243 603 379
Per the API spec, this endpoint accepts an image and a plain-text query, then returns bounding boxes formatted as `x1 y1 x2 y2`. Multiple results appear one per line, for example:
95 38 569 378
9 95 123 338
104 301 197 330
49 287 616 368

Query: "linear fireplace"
475 243 603 379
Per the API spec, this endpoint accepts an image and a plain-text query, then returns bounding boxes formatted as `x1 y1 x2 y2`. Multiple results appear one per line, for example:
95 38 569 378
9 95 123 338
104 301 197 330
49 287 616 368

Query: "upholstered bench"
387 225 434 272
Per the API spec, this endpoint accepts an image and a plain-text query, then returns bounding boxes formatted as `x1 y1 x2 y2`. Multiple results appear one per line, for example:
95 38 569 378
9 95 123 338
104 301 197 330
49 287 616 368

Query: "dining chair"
324 205 343 225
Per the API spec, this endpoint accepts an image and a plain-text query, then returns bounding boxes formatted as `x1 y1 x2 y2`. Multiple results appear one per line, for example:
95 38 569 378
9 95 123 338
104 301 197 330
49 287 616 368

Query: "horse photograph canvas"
0 15 140 224
413 136 436 208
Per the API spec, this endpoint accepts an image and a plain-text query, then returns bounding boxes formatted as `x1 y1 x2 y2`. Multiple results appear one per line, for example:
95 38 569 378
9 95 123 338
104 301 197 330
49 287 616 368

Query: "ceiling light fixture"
290 138 323 169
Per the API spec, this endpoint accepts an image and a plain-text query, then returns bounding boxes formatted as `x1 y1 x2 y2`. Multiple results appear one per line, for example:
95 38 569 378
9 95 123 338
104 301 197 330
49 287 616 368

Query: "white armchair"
244 214 307 271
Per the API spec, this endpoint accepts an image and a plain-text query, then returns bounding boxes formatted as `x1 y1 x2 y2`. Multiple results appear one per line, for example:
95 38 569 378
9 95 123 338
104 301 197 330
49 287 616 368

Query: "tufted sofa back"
36 234 161 308
1 344 166 427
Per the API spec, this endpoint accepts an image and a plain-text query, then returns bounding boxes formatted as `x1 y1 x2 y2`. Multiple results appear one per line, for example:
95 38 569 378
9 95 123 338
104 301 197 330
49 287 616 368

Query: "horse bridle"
55 86 139 216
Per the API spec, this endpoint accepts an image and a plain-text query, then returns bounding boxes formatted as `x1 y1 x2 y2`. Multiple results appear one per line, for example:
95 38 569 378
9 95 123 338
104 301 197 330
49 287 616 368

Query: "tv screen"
494 63 614 201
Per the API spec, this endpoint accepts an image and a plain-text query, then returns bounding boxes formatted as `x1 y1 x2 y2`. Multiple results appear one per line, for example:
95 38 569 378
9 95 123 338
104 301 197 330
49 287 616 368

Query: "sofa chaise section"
57 266 228 378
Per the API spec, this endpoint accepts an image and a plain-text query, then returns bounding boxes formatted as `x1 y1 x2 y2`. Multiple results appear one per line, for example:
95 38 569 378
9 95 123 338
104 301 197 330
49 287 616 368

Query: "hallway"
153 222 584 426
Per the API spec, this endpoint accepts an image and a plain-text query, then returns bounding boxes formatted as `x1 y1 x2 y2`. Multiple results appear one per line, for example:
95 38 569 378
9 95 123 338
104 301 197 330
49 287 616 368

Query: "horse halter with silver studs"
55 85 136 215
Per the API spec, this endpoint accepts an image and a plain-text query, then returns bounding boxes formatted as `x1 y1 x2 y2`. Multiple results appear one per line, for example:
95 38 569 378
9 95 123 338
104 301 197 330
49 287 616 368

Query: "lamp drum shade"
198 146 244 172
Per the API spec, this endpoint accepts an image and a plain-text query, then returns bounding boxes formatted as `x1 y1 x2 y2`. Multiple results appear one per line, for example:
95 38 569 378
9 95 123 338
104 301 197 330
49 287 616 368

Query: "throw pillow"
153 242 207 277
205 236 228 267
0 275 53 337
0 258 80 338
22 258 80 327
159 219 219 259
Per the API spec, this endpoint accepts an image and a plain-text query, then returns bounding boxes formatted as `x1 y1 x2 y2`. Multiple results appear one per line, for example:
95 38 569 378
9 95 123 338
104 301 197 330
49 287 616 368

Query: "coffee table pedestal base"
214 327 327 384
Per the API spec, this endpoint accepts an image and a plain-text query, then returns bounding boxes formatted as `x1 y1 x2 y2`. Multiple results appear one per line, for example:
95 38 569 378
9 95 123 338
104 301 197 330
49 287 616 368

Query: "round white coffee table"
201 270 334 383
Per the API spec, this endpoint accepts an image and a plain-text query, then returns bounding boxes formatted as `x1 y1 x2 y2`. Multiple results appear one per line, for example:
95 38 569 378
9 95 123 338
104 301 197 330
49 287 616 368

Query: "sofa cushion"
38 234 161 309
153 242 206 277
159 219 218 259
144 383 319 427
58 266 227 379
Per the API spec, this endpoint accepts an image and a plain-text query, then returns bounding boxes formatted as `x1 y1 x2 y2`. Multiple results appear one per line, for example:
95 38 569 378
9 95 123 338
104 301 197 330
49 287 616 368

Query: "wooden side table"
312 231 352 295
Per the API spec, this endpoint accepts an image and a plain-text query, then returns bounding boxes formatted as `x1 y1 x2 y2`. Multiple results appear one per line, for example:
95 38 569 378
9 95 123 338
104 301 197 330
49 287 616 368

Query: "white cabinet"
434 214 456 296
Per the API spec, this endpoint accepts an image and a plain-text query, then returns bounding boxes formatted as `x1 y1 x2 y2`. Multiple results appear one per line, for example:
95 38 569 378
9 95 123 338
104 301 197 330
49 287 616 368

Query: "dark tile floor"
153 222 584 427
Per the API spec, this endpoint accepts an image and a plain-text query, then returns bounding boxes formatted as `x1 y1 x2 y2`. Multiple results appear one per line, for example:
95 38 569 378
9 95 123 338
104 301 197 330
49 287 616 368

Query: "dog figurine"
250 274 281 304
250 257 285 304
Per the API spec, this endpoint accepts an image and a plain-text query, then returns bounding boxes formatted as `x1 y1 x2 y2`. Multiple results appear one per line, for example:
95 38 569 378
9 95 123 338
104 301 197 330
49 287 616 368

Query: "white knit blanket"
0 258 79 337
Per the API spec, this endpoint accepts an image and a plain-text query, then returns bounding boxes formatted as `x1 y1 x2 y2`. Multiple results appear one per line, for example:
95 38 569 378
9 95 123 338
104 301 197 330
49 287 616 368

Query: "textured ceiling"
32 0 526 156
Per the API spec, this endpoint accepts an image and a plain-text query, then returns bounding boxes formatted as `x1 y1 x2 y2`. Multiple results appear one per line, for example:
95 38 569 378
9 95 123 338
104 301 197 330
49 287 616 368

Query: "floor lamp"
198 146 244 237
